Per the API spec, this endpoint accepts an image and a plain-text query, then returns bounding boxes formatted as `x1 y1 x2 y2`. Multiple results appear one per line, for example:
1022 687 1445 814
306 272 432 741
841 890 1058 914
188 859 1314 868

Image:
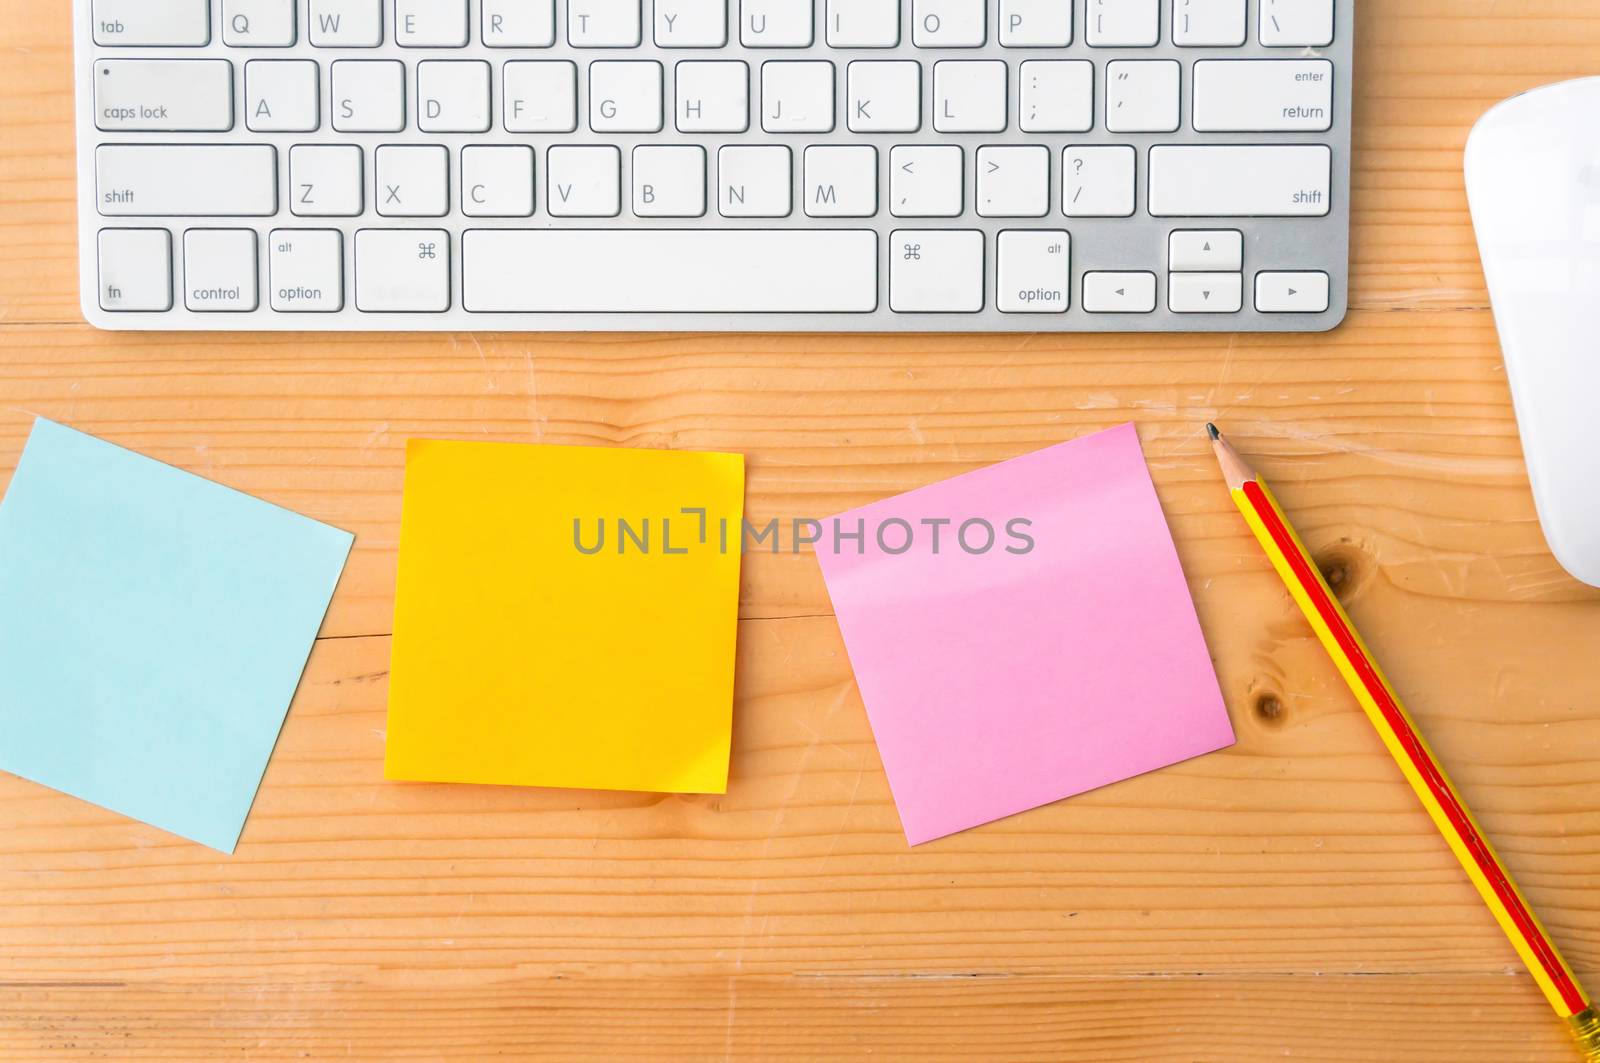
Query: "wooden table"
3 2 1599 1058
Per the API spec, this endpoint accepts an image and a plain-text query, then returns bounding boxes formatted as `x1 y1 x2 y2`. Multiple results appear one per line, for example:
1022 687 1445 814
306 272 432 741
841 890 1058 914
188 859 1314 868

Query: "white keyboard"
74 0 1353 332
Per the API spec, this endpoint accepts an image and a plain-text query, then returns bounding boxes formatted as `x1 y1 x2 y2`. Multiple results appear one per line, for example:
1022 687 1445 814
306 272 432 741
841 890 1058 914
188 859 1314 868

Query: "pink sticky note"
815 422 1233 845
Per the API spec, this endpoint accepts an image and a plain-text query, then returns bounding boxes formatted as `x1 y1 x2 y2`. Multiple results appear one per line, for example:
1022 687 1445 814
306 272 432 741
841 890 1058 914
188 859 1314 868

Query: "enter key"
1192 59 1333 132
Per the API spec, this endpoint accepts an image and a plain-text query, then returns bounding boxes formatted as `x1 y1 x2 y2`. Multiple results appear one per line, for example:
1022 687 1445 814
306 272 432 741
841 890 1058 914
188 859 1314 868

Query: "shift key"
1148 145 1330 217
97 145 278 216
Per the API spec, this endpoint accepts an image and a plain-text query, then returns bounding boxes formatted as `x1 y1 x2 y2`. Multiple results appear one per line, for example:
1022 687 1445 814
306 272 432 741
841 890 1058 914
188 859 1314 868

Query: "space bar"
462 229 879 313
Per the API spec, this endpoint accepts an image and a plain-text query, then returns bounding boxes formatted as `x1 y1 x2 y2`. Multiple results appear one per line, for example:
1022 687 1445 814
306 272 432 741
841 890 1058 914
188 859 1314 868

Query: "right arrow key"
1255 271 1331 313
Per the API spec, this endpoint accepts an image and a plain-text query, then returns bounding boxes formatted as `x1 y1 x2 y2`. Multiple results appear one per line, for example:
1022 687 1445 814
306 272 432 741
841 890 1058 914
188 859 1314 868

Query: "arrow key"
1169 271 1242 313
1169 229 1243 272
1083 271 1157 314
1255 270 1330 313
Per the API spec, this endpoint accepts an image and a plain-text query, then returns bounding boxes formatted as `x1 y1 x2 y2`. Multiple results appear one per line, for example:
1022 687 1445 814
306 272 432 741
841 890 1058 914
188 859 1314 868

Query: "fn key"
98 228 172 311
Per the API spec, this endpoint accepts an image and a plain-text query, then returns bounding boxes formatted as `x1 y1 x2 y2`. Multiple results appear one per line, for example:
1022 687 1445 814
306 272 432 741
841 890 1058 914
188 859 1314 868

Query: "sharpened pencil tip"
1205 422 1220 441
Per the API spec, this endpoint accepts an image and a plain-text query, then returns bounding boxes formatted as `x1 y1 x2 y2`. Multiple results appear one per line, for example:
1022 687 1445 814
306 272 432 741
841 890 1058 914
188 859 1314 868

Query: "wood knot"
1253 692 1286 726
1315 539 1373 600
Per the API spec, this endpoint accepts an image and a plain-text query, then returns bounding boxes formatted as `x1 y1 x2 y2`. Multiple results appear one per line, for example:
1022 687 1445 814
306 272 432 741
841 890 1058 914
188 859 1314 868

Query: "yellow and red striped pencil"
1207 422 1600 1058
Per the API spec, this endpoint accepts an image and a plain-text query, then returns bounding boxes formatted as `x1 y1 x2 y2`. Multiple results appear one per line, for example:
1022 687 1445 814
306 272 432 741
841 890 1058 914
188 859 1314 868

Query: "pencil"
1206 422 1600 1059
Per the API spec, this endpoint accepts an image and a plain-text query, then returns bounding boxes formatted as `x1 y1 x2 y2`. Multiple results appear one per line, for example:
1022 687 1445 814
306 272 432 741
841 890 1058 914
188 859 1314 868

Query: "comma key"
269 229 343 312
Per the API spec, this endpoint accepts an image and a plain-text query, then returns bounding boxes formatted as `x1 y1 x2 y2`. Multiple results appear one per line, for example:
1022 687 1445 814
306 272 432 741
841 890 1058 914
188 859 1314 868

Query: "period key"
998 230 1070 313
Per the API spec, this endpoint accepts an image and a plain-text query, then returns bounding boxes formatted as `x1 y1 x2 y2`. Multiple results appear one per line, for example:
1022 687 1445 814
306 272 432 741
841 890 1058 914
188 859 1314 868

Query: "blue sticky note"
0 419 353 853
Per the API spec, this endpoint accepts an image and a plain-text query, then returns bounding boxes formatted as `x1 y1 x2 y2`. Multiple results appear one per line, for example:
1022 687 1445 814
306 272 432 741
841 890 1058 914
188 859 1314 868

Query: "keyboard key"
655 0 727 46
847 61 920 133
376 144 449 217
828 0 899 47
676 61 750 132
548 145 621 216
1169 271 1242 312
741 0 814 47
913 0 985 47
1062 145 1134 217
419 60 492 133
462 229 878 312
94 60 234 132
1255 270 1329 312
1260 0 1333 47
933 61 1006 133
590 60 664 132
762 61 835 133
396 0 468 46
1082 270 1155 313
96 145 277 217
1085 0 1158 46
890 229 983 313
97 229 172 311
718 145 792 217
504 61 578 132
332 60 406 132
890 145 963 217
483 0 556 45
290 144 364 216
269 229 343 312
1173 0 1245 46
224 0 298 46
462 145 536 217
804 145 877 218
977 146 1049 218
1106 60 1179 134
183 229 258 312
310 0 383 46
633 145 706 216
356 230 451 312
997 230 1069 313
246 60 320 132
93 0 210 46
569 0 642 46
1001 0 1072 46
1019 61 1092 133
1169 229 1242 271
1193 59 1332 132
1148 145 1330 216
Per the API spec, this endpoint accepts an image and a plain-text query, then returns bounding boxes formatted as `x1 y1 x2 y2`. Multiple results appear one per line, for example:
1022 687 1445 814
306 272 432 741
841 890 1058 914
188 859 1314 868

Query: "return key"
1192 59 1333 133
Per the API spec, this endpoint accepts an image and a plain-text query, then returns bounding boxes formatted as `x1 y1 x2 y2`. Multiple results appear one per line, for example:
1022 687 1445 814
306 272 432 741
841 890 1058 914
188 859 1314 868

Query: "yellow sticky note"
384 439 745 794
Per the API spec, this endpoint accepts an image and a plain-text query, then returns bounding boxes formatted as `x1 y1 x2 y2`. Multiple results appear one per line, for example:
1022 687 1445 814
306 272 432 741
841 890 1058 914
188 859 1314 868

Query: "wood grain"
3 1 1600 1059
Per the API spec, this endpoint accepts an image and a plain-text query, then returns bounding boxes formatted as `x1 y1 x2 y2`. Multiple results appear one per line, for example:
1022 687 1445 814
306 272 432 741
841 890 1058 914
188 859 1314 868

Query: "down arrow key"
1169 271 1242 313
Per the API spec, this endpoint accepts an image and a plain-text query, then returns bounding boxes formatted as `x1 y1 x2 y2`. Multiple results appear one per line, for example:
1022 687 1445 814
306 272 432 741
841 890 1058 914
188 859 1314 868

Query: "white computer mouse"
1465 77 1600 588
